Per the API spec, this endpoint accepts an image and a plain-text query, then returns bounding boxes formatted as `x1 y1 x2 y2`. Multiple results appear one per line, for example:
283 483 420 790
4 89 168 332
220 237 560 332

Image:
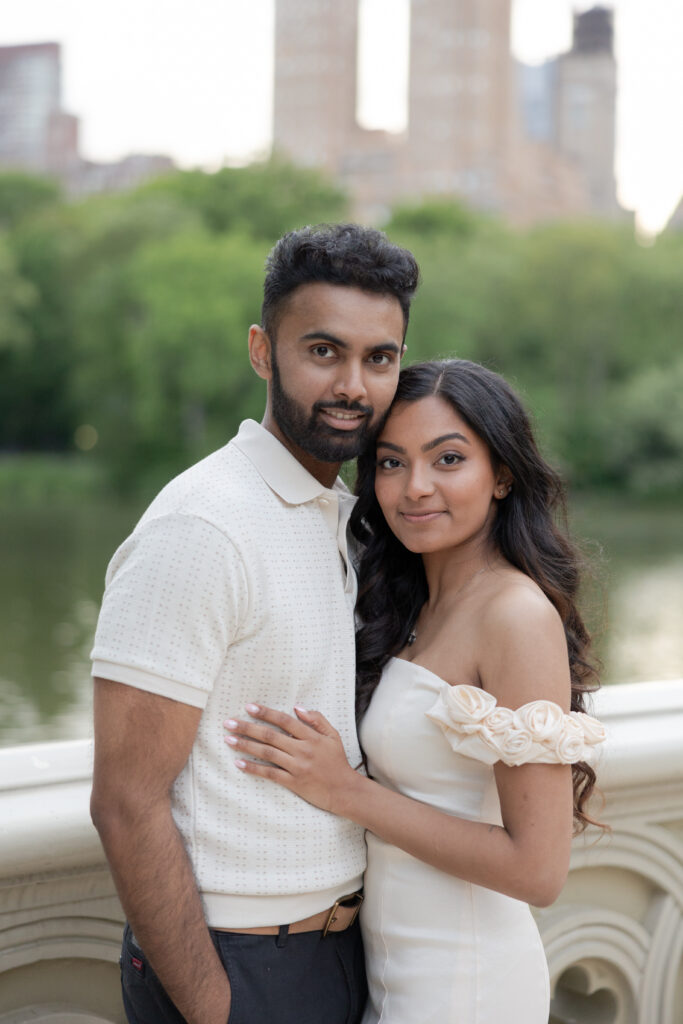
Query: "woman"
225 359 606 1023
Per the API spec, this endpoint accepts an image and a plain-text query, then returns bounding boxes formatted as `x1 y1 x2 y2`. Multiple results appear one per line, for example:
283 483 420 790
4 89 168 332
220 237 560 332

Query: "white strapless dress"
358 658 605 1024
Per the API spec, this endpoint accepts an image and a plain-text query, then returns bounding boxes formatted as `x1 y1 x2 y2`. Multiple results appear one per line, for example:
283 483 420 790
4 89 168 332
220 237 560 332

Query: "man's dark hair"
261 223 419 340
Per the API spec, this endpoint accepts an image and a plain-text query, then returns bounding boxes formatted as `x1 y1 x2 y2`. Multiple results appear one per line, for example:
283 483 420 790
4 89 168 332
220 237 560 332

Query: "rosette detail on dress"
425 683 606 767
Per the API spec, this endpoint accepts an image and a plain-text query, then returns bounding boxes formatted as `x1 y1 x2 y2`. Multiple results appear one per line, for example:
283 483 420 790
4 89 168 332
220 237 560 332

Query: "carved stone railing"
1 679 682 1023
538 679 683 1024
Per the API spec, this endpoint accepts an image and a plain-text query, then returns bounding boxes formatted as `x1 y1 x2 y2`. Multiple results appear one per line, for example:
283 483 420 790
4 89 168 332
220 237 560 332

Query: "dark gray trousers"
120 920 368 1024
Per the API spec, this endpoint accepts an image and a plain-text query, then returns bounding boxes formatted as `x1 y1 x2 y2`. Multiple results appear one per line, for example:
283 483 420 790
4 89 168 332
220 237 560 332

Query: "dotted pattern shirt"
91 419 365 927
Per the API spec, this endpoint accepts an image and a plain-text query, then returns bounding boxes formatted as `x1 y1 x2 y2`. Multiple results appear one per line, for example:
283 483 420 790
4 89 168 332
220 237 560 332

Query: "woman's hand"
223 704 358 814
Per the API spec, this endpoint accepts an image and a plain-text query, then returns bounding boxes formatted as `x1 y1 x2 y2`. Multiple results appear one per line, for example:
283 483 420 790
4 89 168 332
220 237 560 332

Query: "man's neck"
260 414 340 488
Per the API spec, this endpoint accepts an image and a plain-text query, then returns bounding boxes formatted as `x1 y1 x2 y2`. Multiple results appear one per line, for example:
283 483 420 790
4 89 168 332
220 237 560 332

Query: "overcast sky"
2 0 682 232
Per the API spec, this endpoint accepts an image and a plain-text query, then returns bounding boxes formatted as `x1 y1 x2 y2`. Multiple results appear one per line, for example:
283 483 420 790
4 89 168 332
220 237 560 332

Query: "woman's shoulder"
474 569 570 707
479 569 563 636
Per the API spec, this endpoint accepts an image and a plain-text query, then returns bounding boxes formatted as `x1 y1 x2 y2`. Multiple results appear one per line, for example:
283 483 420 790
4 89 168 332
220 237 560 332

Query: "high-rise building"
0 42 79 174
273 0 360 170
555 8 619 216
407 0 515 212
0 42 174 196
272 1 622 224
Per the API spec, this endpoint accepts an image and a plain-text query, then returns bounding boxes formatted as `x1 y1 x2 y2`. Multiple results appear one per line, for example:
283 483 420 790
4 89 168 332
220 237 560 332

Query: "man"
90 223 419 1024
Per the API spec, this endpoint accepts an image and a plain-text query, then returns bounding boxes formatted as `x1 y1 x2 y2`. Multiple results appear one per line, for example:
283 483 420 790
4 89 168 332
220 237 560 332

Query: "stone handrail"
1 679 682 1023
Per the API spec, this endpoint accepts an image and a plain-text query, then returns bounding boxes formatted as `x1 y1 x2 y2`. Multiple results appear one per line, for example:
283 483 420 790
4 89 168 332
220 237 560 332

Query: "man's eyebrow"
300 330 347 347
377 432 470 455
300 332 402 355
368 341 402 355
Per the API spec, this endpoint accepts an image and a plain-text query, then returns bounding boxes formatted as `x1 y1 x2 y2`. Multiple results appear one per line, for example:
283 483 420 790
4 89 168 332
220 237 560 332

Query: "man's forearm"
95 800 230 1024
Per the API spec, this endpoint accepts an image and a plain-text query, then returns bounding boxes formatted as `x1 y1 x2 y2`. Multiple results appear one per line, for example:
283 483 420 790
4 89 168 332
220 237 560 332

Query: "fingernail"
235 759 247 769
224 719 238 730
245 704 260 714
294 705 308 714
225 736 238 746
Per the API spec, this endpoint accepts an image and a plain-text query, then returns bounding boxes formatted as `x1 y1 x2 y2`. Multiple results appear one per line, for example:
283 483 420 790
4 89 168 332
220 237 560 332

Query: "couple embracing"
90 223 605 1024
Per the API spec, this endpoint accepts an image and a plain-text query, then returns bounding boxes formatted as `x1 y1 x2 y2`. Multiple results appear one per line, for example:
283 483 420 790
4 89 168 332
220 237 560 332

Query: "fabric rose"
554 715 586 763
426 682 606 767
492 722 535 766
444 684 495 724
482 706 515 735
570 710 607 746
517 700 565 743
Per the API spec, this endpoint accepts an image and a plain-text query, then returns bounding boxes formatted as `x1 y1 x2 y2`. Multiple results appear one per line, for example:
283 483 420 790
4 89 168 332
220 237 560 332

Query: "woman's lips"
400 510 445 523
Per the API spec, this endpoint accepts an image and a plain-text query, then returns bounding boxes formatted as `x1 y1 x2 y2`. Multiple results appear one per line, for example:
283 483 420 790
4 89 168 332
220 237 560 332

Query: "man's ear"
401 342 407 360
248 325 273 381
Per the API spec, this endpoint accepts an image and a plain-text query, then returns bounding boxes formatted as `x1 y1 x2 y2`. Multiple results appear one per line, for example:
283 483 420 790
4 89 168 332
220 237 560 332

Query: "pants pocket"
120 924 188 1024
334 924 369 1024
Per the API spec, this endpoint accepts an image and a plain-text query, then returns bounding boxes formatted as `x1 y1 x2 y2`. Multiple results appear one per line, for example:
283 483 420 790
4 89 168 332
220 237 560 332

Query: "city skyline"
1 0 682 232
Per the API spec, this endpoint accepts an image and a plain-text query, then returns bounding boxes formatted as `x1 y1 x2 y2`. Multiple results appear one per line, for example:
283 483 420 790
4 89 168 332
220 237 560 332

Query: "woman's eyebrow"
377 432 469 455
423 432 469 451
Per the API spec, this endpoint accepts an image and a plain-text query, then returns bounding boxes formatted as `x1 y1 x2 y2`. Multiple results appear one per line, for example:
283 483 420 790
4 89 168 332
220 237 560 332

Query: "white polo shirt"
91 419 365 927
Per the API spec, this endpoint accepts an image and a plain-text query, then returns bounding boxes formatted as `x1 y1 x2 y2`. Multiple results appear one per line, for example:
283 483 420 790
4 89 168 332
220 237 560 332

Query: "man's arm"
90 678 230 1024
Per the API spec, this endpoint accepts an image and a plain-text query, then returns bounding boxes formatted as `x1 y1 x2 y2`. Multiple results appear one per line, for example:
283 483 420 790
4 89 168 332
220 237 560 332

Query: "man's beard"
271 355 379 463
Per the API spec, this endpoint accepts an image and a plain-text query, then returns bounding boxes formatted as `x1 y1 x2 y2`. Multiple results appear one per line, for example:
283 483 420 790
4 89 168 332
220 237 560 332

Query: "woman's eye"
438 452 463 466
377 457 402 470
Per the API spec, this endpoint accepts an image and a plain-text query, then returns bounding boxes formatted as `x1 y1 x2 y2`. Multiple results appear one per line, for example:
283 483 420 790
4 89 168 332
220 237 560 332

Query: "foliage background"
1 161 681 498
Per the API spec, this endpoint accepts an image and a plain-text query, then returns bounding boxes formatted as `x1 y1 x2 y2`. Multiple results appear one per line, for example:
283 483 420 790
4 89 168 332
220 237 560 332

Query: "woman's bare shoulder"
476 571 570 708
480 571 562 631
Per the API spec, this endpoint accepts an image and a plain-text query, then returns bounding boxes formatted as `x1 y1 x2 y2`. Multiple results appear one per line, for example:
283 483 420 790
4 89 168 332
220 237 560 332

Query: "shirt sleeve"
91 512 250 708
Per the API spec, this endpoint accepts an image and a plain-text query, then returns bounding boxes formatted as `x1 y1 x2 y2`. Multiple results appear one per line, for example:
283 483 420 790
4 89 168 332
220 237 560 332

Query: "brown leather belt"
213 891 364 938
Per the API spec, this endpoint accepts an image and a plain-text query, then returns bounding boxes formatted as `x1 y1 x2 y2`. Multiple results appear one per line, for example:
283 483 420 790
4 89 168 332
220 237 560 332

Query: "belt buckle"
322 891 364 938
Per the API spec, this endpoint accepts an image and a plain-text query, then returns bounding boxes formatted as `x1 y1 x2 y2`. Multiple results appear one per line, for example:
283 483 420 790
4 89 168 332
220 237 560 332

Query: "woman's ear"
494 466 514 500
248 325 273 381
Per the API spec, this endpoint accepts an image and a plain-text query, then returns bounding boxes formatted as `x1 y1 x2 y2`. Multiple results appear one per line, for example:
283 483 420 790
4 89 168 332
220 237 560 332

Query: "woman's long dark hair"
351 359 601 831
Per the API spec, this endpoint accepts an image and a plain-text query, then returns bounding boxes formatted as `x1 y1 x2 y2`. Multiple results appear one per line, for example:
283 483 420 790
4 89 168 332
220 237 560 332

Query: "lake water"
1 493 681 748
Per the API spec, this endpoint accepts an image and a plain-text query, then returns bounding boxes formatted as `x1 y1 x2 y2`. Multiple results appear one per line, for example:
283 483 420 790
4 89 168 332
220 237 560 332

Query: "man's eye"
313 345 335 358
368 353 391 366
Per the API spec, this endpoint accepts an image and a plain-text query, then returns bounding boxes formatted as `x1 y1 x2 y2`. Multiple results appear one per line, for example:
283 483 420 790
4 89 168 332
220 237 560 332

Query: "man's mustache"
314 401 374 417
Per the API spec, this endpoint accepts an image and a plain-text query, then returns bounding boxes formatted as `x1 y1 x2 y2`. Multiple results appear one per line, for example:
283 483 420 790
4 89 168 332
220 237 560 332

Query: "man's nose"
331 361 368 404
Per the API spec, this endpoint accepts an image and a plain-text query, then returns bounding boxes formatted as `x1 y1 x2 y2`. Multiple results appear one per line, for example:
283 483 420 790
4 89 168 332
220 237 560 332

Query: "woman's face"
374 395 507 556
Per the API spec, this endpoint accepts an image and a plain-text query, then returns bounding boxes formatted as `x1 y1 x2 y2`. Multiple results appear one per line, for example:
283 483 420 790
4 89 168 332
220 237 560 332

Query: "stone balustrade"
1 679 682 1023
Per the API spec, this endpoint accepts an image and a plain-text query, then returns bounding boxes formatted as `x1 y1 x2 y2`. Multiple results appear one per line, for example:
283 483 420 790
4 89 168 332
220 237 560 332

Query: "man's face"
256 283 405 479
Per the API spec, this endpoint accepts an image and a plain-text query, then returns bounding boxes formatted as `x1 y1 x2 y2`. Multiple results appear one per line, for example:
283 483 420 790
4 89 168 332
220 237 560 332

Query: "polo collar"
231 419 348 505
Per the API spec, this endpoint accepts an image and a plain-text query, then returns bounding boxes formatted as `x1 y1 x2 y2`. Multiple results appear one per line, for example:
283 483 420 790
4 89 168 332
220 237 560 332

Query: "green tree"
1 190 199 452
138 157 348 239
0 233 36 351
388 197 482 241
603 356 683 493
3 162 682 497
0 171 61 231
73 229 267 491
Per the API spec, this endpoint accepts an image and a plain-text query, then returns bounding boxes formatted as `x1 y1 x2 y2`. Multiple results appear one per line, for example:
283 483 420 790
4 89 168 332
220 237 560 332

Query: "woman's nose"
404 464 435 500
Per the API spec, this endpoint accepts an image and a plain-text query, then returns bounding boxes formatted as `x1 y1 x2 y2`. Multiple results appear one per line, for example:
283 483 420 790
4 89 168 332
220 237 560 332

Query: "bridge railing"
1 679 682 1024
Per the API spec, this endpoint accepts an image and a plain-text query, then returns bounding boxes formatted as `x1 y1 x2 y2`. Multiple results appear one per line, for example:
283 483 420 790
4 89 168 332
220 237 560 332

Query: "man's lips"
399 510 445 523
317 407 368 431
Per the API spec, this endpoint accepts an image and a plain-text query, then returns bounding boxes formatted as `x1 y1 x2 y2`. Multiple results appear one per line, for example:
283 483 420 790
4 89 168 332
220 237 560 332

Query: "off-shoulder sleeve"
425 683 606 767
